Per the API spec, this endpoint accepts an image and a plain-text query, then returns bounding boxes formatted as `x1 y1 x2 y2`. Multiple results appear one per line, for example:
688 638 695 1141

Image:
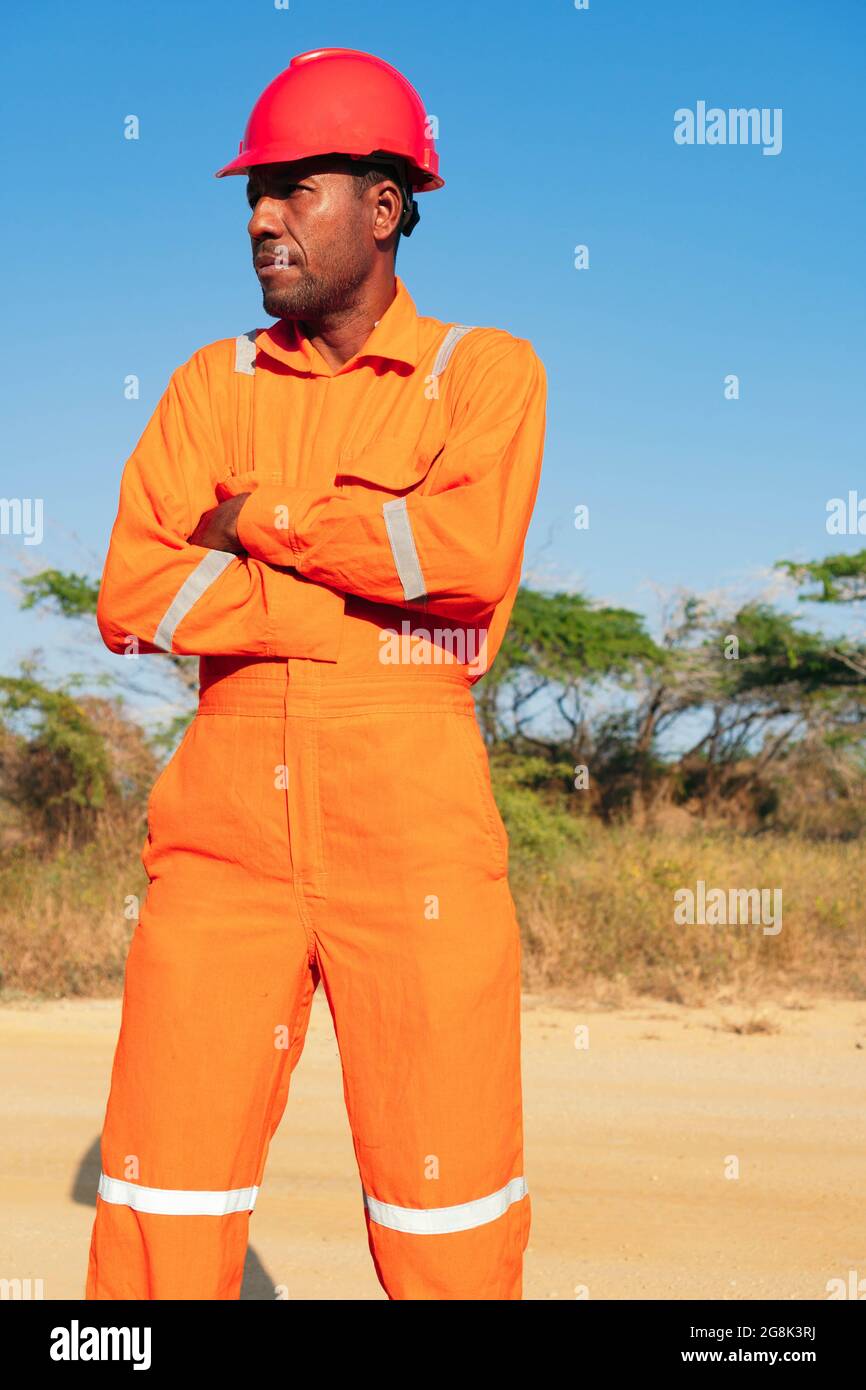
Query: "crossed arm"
97 335 547 659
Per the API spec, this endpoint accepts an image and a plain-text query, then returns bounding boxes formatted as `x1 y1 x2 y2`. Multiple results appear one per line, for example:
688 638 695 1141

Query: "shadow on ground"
71 1136 277 1299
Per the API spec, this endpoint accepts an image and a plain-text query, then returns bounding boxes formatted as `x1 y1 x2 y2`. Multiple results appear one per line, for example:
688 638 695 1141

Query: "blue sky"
3 0 865 687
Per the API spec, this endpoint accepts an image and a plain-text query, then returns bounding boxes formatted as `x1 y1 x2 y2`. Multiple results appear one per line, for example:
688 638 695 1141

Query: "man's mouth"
255 253 298 276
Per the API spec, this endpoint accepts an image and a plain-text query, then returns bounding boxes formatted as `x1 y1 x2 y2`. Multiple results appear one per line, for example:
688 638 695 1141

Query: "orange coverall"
86 275 547 1300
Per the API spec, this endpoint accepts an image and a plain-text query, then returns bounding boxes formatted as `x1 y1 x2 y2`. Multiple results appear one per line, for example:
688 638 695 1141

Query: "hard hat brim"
214 144 445 190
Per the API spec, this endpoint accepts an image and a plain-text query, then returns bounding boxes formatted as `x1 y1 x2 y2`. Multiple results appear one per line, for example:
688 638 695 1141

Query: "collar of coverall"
256 274 421 378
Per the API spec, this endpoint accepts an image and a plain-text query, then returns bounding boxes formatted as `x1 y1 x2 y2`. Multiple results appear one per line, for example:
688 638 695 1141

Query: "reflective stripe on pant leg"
97 1172 259 1216
363 1176 527 1235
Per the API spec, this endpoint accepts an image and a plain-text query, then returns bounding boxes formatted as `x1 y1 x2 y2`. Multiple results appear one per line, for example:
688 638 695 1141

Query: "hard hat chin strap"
401 197 420 237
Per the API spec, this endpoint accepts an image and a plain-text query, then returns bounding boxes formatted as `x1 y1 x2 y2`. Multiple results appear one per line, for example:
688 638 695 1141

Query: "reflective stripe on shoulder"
431 322 475 379
153 550 236 652
97 1172 259 1216
363 1176 527 1235
235 330 257 375
382 496 426 602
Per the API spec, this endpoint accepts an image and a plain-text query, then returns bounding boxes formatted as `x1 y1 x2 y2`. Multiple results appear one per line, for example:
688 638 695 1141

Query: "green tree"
777 550 866 604
19 569 198 746
476 586 664 747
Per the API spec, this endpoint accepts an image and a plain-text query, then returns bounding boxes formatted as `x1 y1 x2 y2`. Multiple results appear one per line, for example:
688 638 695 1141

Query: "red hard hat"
214 47 443 193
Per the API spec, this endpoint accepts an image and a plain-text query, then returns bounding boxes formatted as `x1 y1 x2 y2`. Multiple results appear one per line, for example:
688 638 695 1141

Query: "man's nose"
247 197 286 239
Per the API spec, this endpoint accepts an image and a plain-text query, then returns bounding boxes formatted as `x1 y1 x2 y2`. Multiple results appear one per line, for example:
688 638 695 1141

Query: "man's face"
247 157 391 320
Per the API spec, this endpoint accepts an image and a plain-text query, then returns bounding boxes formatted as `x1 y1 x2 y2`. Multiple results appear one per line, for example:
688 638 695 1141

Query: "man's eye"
247 184 301 209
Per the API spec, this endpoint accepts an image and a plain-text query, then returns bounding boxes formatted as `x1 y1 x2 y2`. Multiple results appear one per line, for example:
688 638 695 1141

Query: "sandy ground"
1 991 864 1301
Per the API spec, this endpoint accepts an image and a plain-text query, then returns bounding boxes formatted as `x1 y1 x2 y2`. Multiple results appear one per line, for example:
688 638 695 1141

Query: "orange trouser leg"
87 675 530 1300
86 712 316 1300
311 701 531 1300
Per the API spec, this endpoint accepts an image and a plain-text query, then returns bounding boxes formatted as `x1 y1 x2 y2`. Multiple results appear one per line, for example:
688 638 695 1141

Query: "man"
86 46 546 1301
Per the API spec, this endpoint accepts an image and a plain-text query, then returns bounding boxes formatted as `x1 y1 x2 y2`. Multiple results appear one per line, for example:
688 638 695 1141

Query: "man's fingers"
187 504 215 542
188 497 249 553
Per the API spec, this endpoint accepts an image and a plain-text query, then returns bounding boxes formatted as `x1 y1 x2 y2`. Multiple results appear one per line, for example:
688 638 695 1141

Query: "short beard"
261 253 368 324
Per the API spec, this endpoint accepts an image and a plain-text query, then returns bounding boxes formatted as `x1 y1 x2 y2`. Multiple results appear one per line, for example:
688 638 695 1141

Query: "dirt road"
1 993 863 1300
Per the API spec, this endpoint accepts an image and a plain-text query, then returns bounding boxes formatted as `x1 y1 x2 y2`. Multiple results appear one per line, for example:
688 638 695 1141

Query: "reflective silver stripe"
380 324 474 602
431 323 475 378
363 1176 527 1235
97 1172 259 1216
382 496 426 602
235 330 257 375
153 550 235 652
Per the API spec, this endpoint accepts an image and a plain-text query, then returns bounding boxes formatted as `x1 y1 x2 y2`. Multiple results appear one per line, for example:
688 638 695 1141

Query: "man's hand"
188 494 251 554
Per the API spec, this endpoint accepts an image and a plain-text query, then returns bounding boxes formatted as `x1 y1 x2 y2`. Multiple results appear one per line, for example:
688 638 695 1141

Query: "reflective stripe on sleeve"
363 1176 527 1235
379 324 475 603
382 496 427 602
97 1172 259 1216
153 550 236 652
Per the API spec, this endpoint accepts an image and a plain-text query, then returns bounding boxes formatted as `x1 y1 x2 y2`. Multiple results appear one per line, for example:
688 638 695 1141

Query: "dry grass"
2 822 866 1002
511 823 866 1005
714 1013 781 1035
0 834 146 999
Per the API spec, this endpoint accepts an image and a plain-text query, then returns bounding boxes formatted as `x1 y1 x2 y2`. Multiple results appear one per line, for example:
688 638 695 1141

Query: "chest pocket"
334 435 438 493
334 323 477 497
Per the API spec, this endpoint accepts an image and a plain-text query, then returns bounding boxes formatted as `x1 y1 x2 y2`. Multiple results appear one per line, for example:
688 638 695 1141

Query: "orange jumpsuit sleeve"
97 348 345 658
234 336 547 624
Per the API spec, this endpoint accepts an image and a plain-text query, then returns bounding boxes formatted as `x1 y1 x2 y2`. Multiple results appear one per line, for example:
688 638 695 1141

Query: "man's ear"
372 182 405 244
